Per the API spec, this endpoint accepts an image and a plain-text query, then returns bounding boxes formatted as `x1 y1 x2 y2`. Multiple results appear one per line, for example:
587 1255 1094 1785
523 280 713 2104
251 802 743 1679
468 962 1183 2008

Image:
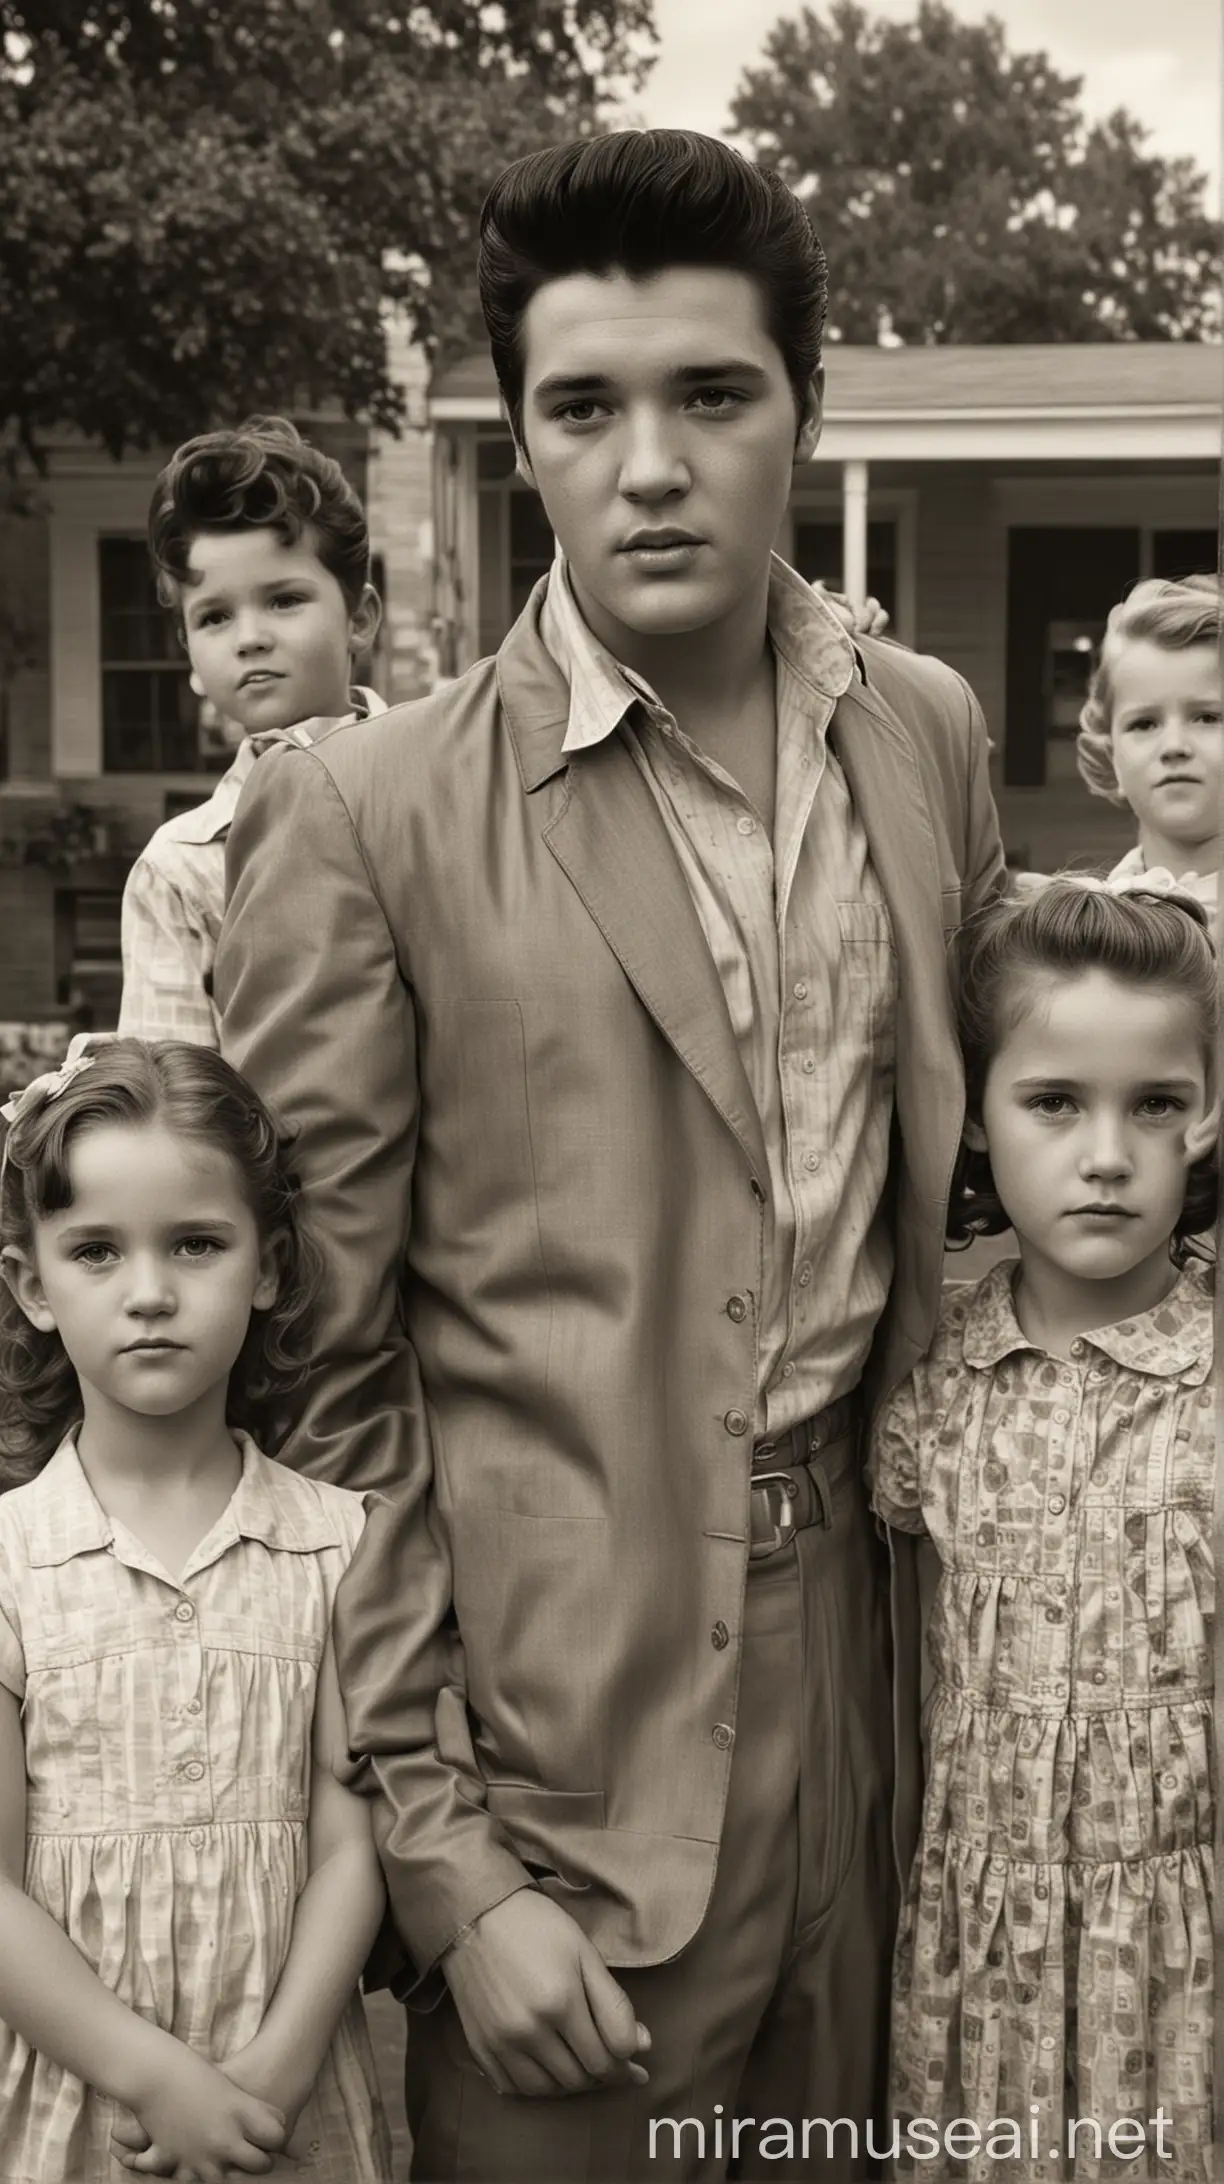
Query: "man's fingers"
578 1947 646 2064
502 2049 562 2099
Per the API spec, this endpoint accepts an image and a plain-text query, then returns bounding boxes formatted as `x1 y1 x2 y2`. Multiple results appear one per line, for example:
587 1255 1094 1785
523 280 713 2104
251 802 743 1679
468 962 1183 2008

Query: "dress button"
1047 1495 1066 1515
724 1408 749 1437
1070 1340 1085 1357
174 1601 195 1623
1092 1670 1107 1686
726 1294 748 1323
189 1828 206 1849
1053 1408 1069 1425
182 1761 205 1782
711 1622 729 1650
712 1723 735 1750
792 981 808 1001
186 1699 202 1715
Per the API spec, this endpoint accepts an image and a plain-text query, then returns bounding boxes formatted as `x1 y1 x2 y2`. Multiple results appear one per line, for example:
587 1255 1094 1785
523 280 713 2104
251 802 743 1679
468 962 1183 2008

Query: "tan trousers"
405 1447 897 2182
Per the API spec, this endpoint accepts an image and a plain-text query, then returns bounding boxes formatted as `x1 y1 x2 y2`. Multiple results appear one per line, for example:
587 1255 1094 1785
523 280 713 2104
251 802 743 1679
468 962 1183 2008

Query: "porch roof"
430 341 1222 461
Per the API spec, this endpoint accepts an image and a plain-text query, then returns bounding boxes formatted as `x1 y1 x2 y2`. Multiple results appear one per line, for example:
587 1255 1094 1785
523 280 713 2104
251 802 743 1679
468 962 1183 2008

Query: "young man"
118 416 383 1046
217 132 1006 2179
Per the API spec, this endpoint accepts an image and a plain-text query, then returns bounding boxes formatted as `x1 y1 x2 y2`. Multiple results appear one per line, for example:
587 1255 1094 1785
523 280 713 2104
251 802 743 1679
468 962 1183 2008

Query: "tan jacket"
215 583 1006 1991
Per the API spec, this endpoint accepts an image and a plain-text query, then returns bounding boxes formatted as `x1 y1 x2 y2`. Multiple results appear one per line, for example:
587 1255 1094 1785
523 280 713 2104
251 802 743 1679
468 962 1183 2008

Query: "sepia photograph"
0 0 1220 2178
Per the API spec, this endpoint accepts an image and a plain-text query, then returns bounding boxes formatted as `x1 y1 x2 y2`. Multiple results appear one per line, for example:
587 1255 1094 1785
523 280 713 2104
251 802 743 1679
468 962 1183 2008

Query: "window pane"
791 519 896 622
99 538 213 771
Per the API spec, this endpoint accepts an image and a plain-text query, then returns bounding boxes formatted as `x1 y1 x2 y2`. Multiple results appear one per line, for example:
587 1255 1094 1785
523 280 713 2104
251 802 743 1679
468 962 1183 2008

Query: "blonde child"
1077 574 1221 914
0 1037 392 2183
119 417 385 1047
869 880 1218 2180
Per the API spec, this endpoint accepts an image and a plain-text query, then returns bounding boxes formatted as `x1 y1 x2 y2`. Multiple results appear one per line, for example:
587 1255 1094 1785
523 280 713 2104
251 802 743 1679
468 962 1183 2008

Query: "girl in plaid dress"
868 881 1218 2182
0 1038 392 2184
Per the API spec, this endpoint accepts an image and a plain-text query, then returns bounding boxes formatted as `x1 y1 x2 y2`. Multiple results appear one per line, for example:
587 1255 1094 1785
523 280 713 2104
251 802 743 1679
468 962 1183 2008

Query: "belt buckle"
749 1470 799 1560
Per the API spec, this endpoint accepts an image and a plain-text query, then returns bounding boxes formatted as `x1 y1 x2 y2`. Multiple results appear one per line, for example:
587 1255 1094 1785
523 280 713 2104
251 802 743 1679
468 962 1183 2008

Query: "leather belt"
748 1388 863 1560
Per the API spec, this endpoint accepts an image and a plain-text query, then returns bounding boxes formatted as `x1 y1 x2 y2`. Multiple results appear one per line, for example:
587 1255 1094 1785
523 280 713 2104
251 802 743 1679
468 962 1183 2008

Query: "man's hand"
812 581 891 639
443 1889 651 2099
108 2035 285 2181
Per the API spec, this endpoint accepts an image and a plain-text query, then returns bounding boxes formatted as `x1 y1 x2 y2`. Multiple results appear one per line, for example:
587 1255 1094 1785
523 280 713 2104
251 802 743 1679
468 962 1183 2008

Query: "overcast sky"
635 0 1222 206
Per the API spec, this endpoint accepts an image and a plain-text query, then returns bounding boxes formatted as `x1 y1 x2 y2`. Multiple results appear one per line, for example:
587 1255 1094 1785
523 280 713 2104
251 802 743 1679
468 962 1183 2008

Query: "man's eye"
689 388 744 413
556 401 602 424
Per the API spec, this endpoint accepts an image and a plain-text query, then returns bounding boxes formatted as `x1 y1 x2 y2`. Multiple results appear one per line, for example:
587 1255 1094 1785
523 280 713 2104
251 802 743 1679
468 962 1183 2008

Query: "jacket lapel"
498 592 770 1190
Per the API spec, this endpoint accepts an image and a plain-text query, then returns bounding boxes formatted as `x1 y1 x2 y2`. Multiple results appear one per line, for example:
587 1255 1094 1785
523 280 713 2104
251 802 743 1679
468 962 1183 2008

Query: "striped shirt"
540 556 897 1435
118 690 385 1048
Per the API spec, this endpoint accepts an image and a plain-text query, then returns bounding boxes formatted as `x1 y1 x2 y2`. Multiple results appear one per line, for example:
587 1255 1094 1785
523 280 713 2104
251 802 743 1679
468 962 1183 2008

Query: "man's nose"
618 411 690 502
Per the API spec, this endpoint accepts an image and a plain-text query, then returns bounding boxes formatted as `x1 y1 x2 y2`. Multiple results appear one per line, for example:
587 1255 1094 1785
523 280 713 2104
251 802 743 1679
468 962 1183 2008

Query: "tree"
0 0 657 457
730 0 1221 343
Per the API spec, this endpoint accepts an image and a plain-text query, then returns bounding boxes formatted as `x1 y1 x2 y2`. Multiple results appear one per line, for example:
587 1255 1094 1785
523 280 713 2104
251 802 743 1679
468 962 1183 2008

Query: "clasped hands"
108 2029 307 2183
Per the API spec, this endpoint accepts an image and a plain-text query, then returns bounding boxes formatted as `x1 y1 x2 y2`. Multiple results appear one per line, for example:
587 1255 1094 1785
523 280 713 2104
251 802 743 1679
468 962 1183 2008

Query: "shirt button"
185 1699 202 1715
802 1058 816 1076
782 1361 796 1379
792 981 808 1001
712 1723 735 1750
1053 1408 1069 1424
1070 1340 1085 1357
1048 1495 1066 1515
797 1265 812 1288
803 1151 821 1172
182 1761 205 1782
1092 1670 1107 1686
726 1294 748 1323
711 1622 729 1651
174 1602 195 1624
736 814 755 836
724 1408 749 1437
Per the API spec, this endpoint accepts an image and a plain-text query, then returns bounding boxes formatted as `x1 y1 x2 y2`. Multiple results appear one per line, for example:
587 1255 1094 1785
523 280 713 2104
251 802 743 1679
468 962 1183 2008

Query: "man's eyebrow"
531 359 771 403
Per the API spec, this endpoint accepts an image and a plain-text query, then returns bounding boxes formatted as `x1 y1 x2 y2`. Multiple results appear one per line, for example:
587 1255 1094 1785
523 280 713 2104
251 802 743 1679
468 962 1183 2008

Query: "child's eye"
1136 1095 1183 1118
1028 1094 1074 1117
194 608 228 630
271 591 308 610
73 1242 117 1267
176 1235 224 1259
1124 715 1157 732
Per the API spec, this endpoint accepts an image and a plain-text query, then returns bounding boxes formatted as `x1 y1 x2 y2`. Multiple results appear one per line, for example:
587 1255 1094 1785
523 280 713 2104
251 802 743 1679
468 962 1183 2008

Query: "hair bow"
1054 869 1210 922
0 1033 100 1135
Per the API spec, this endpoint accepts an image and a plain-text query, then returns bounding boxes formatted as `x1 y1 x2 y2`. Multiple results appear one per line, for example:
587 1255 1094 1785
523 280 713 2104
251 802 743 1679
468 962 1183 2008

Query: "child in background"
0 1037 392 2183
119 417 385 1048
1077 574 1221 915
868 881 1218 2180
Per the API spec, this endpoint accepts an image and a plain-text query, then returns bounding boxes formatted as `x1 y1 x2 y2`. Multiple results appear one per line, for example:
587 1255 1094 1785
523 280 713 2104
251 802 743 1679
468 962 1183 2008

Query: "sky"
634 0 1223 208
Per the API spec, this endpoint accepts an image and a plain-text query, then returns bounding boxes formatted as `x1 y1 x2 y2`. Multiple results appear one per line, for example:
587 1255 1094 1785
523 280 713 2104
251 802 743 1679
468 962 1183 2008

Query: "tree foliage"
0 0 656 455
730 0 1221 343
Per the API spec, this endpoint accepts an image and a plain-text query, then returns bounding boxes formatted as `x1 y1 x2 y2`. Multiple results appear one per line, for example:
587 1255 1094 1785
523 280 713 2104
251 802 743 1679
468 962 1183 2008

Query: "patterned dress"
0 1432 393 2184
869 1260 1215 2182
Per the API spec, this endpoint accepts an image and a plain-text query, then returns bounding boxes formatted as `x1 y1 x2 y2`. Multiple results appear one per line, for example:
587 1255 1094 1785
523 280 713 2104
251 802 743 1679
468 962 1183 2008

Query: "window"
99 538 228 774
54 887 124 1029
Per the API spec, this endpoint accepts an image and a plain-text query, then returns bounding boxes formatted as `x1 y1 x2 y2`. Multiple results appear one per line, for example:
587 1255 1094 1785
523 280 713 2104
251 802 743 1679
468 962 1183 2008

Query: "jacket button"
724 1408 748 1436
712 1723 735 1750
750 1179 765 1204
726 1295 747 1323
711 1621 729 1650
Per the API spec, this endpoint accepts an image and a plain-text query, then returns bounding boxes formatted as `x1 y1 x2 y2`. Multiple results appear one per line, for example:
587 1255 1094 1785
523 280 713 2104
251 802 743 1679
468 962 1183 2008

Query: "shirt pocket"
834 897 897 1055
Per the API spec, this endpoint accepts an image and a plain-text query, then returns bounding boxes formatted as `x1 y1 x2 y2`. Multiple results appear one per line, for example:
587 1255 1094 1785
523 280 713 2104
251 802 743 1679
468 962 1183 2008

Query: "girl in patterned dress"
0 1037 393 2184
868 880 1218 2182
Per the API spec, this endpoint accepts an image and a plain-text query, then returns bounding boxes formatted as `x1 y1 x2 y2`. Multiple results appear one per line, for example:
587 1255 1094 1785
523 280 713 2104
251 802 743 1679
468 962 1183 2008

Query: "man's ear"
349 583 382 660
962 1116 989 1153
1 1246 56 1335
795 368 824 463
1184 1097 1221 1166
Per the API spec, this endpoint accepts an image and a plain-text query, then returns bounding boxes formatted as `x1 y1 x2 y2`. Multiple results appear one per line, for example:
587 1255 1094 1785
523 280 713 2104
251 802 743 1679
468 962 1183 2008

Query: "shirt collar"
541 551 856 757
1107 843 1218 909
961 1255 1213 1382
24 1431 348 1570
166 688 387 844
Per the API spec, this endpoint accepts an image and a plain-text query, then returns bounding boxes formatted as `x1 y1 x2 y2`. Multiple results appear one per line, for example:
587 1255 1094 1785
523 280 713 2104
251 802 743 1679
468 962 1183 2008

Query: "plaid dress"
869 1260 1215 2182
0 1435 392 2183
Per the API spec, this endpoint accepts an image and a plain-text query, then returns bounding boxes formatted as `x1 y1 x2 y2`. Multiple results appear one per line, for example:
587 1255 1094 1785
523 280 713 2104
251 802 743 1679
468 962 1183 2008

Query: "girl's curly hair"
1076 574 1221 805
0 1040 324 1490
947 880 1219 1262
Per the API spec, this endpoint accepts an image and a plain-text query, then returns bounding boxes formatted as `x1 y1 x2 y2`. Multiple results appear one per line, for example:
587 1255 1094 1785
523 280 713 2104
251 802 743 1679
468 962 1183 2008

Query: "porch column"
841 458 869 604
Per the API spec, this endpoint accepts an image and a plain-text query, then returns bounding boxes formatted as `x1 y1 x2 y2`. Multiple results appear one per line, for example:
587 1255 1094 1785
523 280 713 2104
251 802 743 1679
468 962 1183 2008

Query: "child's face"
976 969 1214 1290
1108 639 1221 859
6 1122 277 1424
178 525 377 736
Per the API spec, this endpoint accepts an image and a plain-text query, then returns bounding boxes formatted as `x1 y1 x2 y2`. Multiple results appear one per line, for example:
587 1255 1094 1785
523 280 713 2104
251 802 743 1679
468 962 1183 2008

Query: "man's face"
516 266 820 653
